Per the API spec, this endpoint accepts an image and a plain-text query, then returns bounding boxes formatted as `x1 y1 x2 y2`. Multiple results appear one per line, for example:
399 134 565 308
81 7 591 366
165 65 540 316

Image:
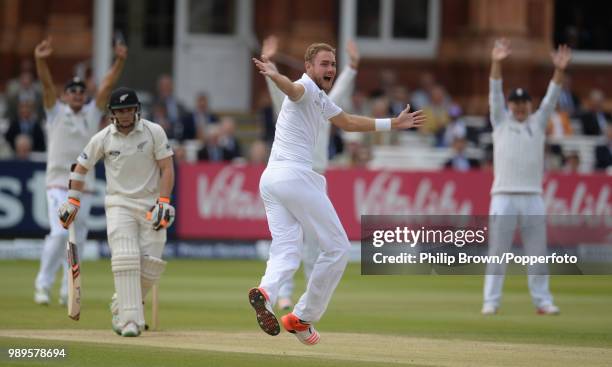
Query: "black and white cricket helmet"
108 87 140 111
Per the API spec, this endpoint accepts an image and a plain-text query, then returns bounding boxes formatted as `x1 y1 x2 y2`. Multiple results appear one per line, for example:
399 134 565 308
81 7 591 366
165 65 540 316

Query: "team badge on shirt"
137 141 147 152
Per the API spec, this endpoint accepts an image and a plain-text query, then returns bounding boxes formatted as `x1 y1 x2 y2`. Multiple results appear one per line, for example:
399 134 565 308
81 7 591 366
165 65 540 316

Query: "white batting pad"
111 239 144 330
141 255 167 298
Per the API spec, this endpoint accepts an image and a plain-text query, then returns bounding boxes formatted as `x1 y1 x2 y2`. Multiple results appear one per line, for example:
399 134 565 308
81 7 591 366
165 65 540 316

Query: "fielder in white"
483 39 572 315
34 37 127 306
261 35 360 311
248 42 425 345
58 87 175 337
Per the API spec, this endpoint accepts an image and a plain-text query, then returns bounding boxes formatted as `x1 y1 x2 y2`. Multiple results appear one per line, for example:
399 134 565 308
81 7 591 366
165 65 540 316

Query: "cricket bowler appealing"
58 87 175 337
249 43 425 345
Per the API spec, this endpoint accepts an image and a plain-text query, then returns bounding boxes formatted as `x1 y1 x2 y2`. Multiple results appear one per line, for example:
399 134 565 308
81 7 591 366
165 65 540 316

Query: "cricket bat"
67 224 81 321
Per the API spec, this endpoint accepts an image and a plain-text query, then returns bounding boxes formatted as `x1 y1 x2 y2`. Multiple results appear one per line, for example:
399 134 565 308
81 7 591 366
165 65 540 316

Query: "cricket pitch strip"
1 329 610 366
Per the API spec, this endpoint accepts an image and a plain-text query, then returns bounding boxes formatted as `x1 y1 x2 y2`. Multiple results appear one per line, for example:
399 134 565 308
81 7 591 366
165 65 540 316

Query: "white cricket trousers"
35 188 91 297
277 218 321 299
259 163 350 322
106 205 166 328
484 194 554 308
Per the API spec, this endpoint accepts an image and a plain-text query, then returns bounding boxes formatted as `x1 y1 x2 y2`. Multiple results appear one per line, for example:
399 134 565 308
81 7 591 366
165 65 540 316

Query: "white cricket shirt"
489 79 561 194
45 100 102 191
269 73 342 168
77 119 174 210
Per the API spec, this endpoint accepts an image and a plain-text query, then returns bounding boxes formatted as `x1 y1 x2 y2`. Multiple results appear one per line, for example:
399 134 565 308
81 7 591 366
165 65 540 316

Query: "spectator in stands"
411 72 435 110
444 137 479 171
197 125 223 162
350 89 369 116
594 123 612 170
0 136 13 159
184 92 218 141
248 140 269 165
352 144 372 168
328 125 344 160
218 116 242 161
388 85 410 116
5 98 46 152
443 104 467 147
544 143 564 172
580 89 610 136
481 147 494 172
5 60 44 122
562 151 582 174
154 74 189 140
173 144 188 164
333 133 371 168
558 75 581 117
421 85 451 146
378 69 397 98
152 103 172 138
257 93 275 145
547 104 573 138
14 134 33 160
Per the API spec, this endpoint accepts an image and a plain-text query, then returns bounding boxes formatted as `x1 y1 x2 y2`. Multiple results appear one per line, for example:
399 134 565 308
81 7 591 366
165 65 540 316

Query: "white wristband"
68 189 82 200
69 171 85 182
375 118 392 131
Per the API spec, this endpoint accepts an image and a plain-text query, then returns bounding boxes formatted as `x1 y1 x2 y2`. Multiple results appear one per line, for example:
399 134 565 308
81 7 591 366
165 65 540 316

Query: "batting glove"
147 197 175 231
58 197 80 229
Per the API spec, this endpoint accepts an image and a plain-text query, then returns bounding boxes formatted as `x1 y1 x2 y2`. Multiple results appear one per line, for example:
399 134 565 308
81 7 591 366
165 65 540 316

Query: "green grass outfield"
0 260 611 366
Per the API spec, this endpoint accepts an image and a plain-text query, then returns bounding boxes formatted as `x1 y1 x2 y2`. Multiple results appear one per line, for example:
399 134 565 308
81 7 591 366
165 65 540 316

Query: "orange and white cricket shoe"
281 312 320 345
248 287 280 336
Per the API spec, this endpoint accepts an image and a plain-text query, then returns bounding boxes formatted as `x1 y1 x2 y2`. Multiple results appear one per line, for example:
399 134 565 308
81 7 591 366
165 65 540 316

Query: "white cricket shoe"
121 321 141 337
537 304 560 315
34 288 50 305
481 304 498 315
110 293 122 335
281 313 320 345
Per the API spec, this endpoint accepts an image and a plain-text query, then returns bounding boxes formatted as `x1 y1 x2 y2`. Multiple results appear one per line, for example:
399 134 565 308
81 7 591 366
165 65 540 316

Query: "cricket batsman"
249 43 425 345
482 39 571 315
34 37 127 306
58 87 175 336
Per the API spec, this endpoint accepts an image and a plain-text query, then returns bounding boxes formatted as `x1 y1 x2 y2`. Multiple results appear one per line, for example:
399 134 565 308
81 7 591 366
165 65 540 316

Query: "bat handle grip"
68 223 76 243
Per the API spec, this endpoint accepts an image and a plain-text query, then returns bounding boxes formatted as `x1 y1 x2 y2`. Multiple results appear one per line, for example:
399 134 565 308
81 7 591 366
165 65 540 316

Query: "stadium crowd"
1 56 611 173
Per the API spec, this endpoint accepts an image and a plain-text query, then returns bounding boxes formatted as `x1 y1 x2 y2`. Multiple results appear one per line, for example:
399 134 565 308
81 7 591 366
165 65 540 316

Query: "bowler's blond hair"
304 43 336 63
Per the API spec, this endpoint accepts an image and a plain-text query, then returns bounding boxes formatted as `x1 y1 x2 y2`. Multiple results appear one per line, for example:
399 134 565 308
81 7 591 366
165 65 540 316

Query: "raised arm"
490 38 510 80
253 56 305 102
537 44 572 123
550 44 571 86
95 43 128 110
489 39 511 126
261 36 285 115
330 104 425 132
329 40 359 106
34 38 57 109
